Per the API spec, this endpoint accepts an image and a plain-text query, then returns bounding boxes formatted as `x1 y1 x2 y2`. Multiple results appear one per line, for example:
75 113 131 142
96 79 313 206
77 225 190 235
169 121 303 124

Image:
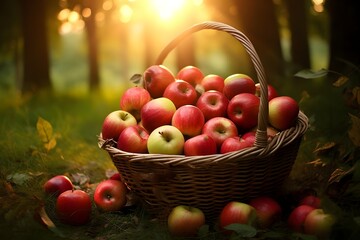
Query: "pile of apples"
101 65 300 155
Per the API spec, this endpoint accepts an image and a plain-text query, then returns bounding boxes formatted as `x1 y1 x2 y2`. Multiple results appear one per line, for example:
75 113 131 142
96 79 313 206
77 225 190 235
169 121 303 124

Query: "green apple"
304 209 336 239
147 125 184 154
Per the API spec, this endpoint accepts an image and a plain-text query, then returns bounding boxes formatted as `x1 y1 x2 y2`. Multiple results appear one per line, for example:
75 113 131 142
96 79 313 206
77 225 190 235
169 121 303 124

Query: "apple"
117 125 149 153
220 136 253 154
223 73 256 99
304 209 336 239
184 134 217 156
255 83 279 101
143 65 175 98
56 190 92 225
287 204 316 233
227 93 260 133
201 74 225 92
299 195 321 209
147 125 185 155
140 97 176 133
94 179 127 212
171 105 205 138
268 96 299 131
249 196 282 228
167 205 206 237
43 175 73 197
196 90 229 121
101 110 137 140
163 80 198 108
176 65 204 87
241 131 256 146
109 172 122 181
120 86 151 121
202 117 238 149
219 201 257 233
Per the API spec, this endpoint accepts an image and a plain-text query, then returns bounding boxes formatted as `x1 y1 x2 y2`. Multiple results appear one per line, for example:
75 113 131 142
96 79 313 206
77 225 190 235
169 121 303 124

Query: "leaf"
328 167 354 185
129 73 143 85
37 117 53 143
44 138 57 152
294 69 328 79
225 223 257 238
348 113 360 147
198 224 209 238
333 75 349 87
313 142 337 155
37 206 65 237
6 173 32 186
307 158 327 167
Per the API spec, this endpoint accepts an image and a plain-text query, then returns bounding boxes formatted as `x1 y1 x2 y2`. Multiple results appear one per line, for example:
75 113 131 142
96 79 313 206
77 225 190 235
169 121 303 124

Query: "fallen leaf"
37 117 53 143
333 75 349 87
294 69 328 79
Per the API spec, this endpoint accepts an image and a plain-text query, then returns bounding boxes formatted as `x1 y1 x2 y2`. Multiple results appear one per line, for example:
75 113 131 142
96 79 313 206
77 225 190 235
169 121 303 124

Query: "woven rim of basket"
98 21 309 167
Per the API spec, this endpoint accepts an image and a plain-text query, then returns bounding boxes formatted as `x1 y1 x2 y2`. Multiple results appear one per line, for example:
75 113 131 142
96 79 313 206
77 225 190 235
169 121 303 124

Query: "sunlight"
151 0 186 20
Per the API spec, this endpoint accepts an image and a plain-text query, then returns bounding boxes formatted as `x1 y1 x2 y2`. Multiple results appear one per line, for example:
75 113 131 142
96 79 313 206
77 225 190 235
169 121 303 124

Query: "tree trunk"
84 0 100 91
19 0 51 94
284 0 311 71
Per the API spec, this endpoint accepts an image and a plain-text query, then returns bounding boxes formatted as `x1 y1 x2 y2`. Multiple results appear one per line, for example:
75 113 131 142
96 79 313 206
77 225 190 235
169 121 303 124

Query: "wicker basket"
99 21 309 221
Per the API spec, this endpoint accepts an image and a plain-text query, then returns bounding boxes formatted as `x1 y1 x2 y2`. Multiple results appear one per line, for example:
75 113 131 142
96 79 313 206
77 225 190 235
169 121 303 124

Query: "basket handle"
155 21 269 148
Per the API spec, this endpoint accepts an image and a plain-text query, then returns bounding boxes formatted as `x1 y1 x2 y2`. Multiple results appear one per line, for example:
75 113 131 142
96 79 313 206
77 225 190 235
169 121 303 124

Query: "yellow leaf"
36 117 53 143
332 75 349 87
44 138 57 152
348 113 360 147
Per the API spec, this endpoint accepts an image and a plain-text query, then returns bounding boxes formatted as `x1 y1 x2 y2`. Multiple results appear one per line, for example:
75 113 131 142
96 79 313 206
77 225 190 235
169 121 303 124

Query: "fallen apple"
94 179 128 212
43 175 73 197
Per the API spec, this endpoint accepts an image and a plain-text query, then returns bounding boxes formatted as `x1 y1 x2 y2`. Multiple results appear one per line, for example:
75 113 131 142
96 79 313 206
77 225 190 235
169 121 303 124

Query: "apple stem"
159 131 171 142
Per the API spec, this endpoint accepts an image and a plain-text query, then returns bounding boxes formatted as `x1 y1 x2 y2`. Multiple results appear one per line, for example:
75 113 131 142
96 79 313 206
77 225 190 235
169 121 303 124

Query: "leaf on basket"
129 73 143 85
294 69 328 79
348 113 360 147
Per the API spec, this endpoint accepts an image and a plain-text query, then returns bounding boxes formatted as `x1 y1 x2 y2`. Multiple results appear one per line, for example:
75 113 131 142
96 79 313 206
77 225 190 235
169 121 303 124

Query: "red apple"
219 201 257 233
167 205 206 237
202 117 238 149
143 65 175 98
120 86 151 121
227 93 260 133
101 110 137 140
269 96 299 131
220 136 253 154
176 65 204 87
109 172 122 181
242 131 256 146
304 209 336 239
184 134 217 156
94 179 127 212
299 195 321 209
171 105 205 138
56 190 92 225
255 83 279 101
196 90 229 121
140 97 176 133
163 80 198 108
43 175 73 197
287 205 316 233
117 125 149 153
223 73 256 99
201 74 225 92
147 125 185 155
249 196 282 228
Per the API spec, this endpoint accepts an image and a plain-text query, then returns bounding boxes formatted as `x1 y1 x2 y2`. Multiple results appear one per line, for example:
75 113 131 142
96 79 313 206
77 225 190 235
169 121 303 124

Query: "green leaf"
225 223 257 238
294 69 328 79
37 117 53 143
198 224 209 238
6 173 32 185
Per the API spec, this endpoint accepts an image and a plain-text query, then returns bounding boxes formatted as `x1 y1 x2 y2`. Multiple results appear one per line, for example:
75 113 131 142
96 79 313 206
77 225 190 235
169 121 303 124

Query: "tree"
19 0 51 94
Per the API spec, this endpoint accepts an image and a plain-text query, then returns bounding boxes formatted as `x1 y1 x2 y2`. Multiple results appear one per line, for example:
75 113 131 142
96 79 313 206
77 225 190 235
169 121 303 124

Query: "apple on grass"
202 117 238 149
163 80 198 108
227 93 260 133
184 134 217 156
94 179 128 212
167 205 206 237
201 74 225 92
171 105 205 138
56 190 92 225
109 172 122 181
196 90 229 121
120 86 151 121
220 136 253 154
101 110 137 140
304 209 336 239
287 204 315 233
176 65 204 87
299 195 321 208
223 73 256 100
249 196 282 228
147 125 185 155
140 97 176 133
269 96 299 131
143 65 175 98
219 201 257 233
43 175 73 197
117 125 149 153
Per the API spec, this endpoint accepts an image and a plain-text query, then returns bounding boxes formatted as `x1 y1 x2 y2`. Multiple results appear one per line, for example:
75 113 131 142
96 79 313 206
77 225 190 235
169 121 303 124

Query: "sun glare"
151 0 186 20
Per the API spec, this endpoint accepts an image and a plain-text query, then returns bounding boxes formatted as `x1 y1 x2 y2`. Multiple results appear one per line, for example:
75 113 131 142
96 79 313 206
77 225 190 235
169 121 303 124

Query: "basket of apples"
98 21 308 221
